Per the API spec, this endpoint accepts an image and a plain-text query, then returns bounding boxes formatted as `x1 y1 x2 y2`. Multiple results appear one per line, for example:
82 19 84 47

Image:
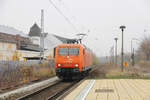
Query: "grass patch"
88 64 150 79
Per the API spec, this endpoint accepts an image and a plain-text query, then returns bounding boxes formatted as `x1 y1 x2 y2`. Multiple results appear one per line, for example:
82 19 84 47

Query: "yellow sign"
124 61 128 66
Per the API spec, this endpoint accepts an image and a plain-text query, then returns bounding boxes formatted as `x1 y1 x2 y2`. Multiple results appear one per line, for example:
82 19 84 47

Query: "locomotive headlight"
58 64 61 67
74 64 79 67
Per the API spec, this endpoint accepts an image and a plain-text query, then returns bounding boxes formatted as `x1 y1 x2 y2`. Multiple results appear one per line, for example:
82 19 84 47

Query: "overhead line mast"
40 9 44 62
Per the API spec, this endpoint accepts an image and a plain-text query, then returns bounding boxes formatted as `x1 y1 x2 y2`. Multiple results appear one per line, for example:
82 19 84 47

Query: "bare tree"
138 36 150 60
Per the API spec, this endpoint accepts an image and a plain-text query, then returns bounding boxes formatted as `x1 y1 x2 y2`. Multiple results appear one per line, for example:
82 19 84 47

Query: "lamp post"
114 37 118 67
120 25 126 72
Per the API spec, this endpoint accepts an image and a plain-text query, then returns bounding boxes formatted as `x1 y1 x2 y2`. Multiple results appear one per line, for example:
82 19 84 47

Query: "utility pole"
131 48 135 66
40 9 44 62
109 46 115 64
131 39 133 66
120 25 126 72
113 45 115 64
114 37 118 67
131 40 133 55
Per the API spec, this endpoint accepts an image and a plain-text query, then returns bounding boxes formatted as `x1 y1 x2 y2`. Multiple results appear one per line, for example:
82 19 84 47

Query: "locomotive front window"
58 47 68 55
69 47 79 55
58 47 79 55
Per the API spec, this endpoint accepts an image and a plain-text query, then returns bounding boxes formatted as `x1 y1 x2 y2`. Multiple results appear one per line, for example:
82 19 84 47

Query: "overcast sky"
0 0 150 57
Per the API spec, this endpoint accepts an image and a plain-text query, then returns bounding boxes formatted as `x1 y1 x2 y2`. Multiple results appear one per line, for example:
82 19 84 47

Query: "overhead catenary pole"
114 37 118 67
131 40 133 55
120 25 126 72
109 45 115 64
132 48 135 66
113 45 115 64
131 39 133 66
40 9 44 62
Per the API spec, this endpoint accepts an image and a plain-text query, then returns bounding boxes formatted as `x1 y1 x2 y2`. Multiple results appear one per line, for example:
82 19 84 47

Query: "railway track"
16 80 80 100
16 66 98 100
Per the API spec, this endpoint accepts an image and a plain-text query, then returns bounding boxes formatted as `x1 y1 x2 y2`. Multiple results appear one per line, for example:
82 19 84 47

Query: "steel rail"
46 81 78 100
16 66 96 100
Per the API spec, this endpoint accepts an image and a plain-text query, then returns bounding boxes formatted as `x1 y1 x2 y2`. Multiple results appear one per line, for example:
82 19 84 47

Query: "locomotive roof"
57 44 92 51
57 44 83 47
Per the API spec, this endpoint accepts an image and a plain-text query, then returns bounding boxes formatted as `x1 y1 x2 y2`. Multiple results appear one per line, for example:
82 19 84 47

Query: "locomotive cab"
55 44 92 79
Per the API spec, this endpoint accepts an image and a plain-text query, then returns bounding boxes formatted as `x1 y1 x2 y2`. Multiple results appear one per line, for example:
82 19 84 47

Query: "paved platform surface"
64 79 150 100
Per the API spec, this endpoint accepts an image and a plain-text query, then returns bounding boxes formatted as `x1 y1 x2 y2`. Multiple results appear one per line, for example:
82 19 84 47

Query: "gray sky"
1 0 150 57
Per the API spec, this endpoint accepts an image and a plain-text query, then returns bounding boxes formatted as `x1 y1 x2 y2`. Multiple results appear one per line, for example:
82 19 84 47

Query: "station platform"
64 79 150 100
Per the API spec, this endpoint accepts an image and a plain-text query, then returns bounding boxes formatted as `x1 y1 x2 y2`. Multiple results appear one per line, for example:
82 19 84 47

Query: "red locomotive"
54 44 93 79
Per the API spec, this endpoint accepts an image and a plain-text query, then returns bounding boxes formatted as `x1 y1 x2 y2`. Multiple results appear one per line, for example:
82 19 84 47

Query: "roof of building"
28 23 41 37
0 25 28 37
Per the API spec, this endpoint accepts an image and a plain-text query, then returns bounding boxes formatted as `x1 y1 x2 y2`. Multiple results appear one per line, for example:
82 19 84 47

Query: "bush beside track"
0 60 56 91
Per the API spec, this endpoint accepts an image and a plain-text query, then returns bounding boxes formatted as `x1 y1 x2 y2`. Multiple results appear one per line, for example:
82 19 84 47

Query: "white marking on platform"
75 80 95 100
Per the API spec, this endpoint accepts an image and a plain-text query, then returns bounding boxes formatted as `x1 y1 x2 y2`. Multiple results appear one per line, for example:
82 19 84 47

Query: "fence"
0 60 55 90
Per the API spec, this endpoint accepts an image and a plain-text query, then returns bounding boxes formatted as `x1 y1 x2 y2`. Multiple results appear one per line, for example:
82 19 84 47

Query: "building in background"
0 39 16 61
28 23 41 46
0 25 41 61
0 24 74 61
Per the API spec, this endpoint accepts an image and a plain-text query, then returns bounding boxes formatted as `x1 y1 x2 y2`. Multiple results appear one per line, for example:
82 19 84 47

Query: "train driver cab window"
69 47 79 55
58 47 79 55
58 47 68 55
